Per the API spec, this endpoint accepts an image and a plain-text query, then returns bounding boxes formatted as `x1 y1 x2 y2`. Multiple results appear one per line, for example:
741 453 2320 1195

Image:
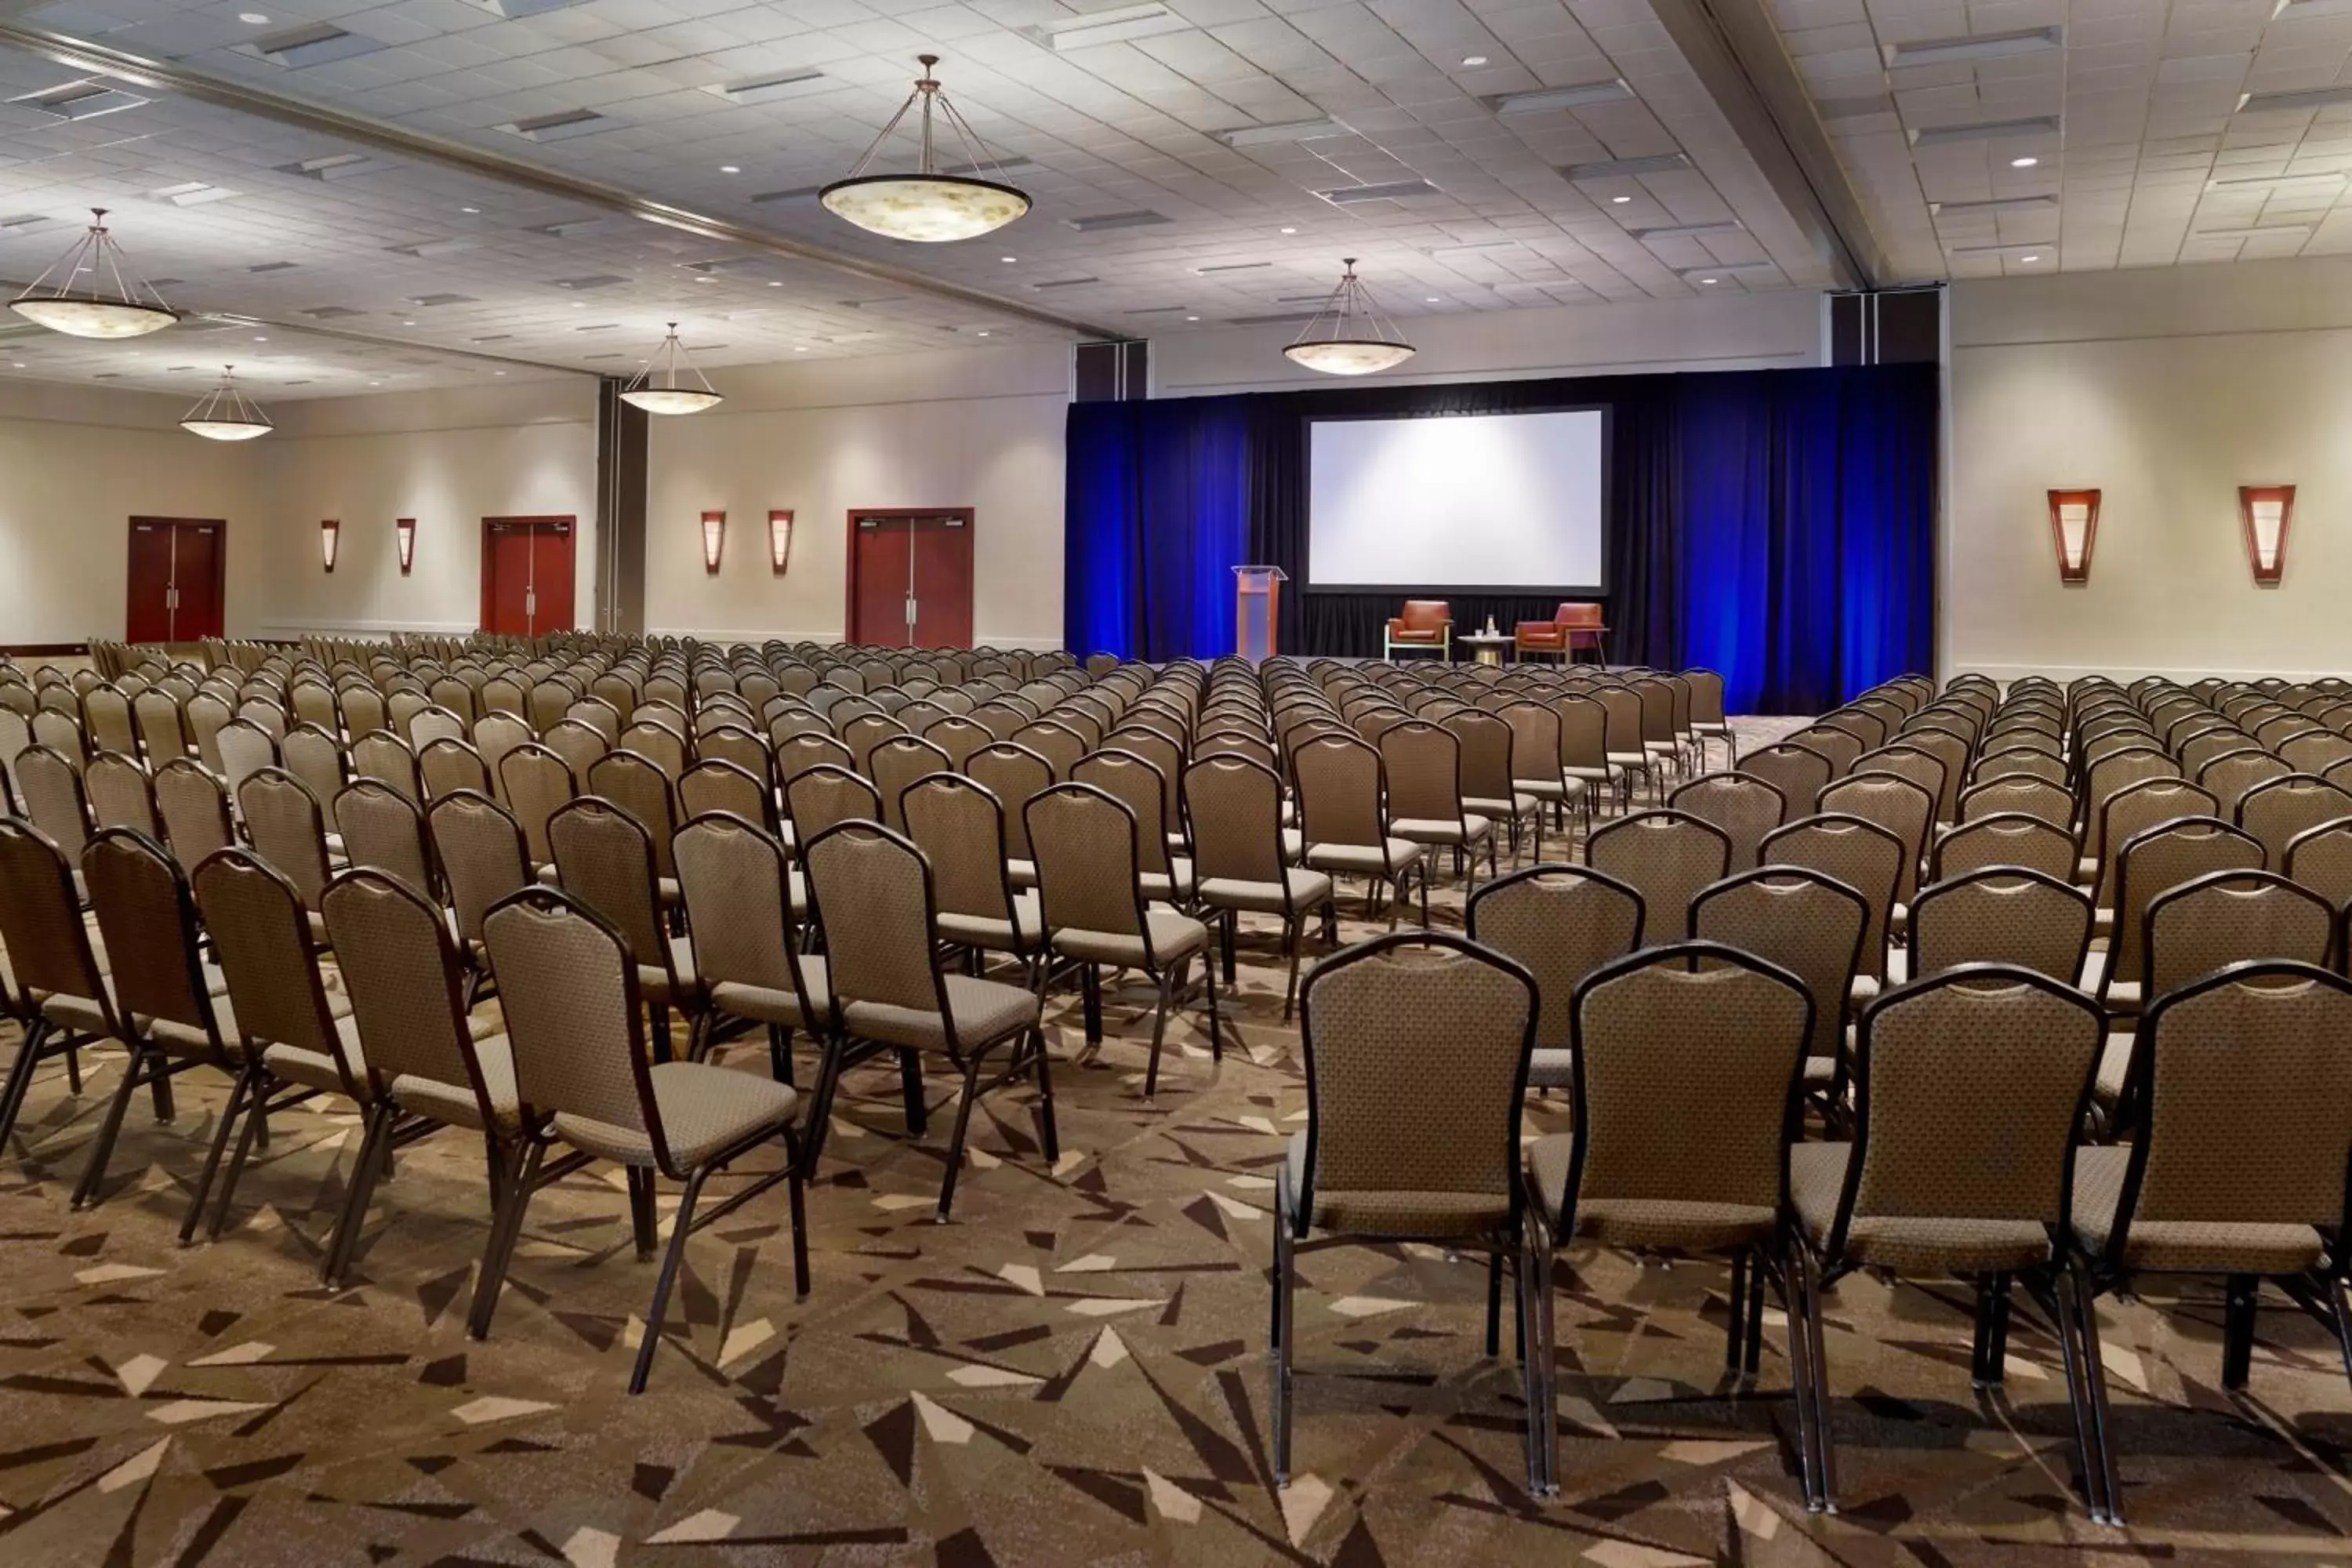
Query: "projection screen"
1305 407 1607 593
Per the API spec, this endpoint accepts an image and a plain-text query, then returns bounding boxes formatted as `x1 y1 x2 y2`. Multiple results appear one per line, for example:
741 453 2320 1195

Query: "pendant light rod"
0 19 1116 340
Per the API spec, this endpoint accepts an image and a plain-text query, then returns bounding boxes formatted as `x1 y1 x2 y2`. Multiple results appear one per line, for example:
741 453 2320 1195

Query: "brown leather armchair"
1384 600 1452 661
1514 602 1608 666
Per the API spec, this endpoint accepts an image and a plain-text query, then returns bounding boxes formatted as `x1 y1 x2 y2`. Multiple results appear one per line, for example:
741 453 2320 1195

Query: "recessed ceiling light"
1185 314 1199 321
1611 194 1632 203
461 205 479 213
368 380 381 386
494 369 506 375
402 319 416 325
793 345 807 351
1279 227 1297 234
2011 155 2039 168
720 165 740 173
572 301 586 307
1461 54 1487 67
976 329 990 336
695 274 714 282
239 12 270 23
1002 255 1016 262
767 280 781 286
2020 253 2040 262
1700 277 1718 285
1425 296 1439 302
252 335 267 341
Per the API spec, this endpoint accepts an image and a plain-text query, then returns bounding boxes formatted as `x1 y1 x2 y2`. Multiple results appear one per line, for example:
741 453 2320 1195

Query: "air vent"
249 22 384 68
277 152 374 180
531 217 620 238
500 109 612 143
0 214 56 234
1559 153 1690 180
581 352 626 361
11 82 148 120
407 293 475 307
150 182 239 207
1026 3 1191 51
282 378 313 386
1065 210 1170 233
247 260 299 273
1316 180 1439 205
750 185 824 205
1677 262 1778 278
300 306 366 318
1225 312 1319 326
1193 261 1272 274
1216 118 1351 147
2239 84 2352 114
550 274 628 290
1123 304 1192 314
470 334 514 343
1929 195 2058 216
575 322 621 332
388 239 478 259
1488 80 1633 114
1910 115 2060 147
1030 276 1101 290
1886 27 2060 67
941 155 1036 178
1276 292 1340 303
462 0 590 16
1631 221 1744 238
706 68 828 106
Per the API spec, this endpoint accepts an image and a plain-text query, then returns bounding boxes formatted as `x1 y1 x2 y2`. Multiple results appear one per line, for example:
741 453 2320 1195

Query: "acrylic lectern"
1233 565 1287 662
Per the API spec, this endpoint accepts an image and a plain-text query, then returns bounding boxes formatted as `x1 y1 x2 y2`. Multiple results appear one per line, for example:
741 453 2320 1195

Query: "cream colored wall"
642 343 1069 648
0 382 270 645
1948 256 2352 682
257 379 598 638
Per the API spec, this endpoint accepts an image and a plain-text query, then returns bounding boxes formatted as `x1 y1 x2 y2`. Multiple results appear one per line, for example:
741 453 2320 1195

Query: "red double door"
848 510 975 648
125 517 227 644
480 517 576 637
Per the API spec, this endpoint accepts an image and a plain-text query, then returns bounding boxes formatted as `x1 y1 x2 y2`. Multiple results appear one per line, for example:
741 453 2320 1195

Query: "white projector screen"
1306 408 1607 591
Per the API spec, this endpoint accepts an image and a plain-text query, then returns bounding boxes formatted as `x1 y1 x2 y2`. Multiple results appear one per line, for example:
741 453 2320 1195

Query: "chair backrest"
1762 813 1906 980
2238 774 2352 870
426 789 531 948
1443 710 1518 806
1930 811 2079 883
1828 967 2102 1260
678 757 774 830
674 811 815 1011
547 796 671 981
83 828 221 1052
1544 943 1812 1222
0 816 108 1023
1465 866 1643 1049
1025 782 1148 943
804 819 956 1022
786 764 881 842
408 706 468 753
350 728 419 804
1498 702 1562 786
335 778 435 898
1909 866 2092 984
2286 819 2352 911
238 767 332 910
901 772 1017 927
868 735 953 832
1738 744 1831 812
2109 816 2267 995
1294 931 1534 1225
586 750 679 878
1817 772 1933 906
2096 963 2352 1261
1958 773 2075 833
418 737 490 801
1691 867 1867 1067
192 848 345 1080
694 724 768 785
498 742 575 867
1292 733 1389 853
1071 750 1175 874
1668 773 1786 873
483 890 662 1155
1788 725 1862 779
1585 809 1730 946
541 717 610 782
84 750 157 838
619 720 687 779
1184 754 1287 888
1372 720 1461 829
2084 748 2182 860
2144 869 2335 1002
1396 600 1450 632
2199 748 2292 822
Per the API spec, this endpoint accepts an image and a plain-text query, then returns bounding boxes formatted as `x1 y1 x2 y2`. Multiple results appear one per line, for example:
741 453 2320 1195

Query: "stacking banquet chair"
84 751 158 838
1693 867 1867 1131
1585 809 1730 948
2095 817 2265 1019
237 768 336 946
472 887 808 1392
0 818 103 1150
1499 702 1583 840
679 757 776 833
1670 772 1786 873
1931 811 2078 884
2067 961 2352 1524
1739 744 1832 821
1519 943 1814 1498
1788 965 2112 1519
799 820 1054 1220
548 796 707 1062
1380 720 1497 889
334 777 436 899
1275 931 1545 1492
1465 865 1642 1095
673 812 828 1090
1766 813 1905 1009
1025 782 1221 1101
1447 709 1544 863
1183 754 1334 1021
1292 732 1428 926
1071 748 1196 906
427 789 532 1007
1907 866 2093 986
900 773 1044 984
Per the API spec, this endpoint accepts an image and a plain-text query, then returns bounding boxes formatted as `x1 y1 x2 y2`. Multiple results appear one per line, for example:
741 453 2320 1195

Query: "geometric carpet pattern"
5 731 2352 1565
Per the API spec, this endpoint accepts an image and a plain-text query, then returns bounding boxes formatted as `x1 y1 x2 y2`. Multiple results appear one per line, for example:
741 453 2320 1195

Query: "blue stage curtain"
1065 363 1936 714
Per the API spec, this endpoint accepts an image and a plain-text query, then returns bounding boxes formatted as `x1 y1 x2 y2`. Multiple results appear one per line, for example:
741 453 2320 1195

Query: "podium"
1233 565 1287 662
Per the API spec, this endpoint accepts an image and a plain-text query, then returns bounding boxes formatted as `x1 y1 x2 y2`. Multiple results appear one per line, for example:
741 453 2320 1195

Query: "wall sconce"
395 517 416 575
320 517 340 573
701 510 725 574
768 509 793 575
2047 489 2097 585
2239 485 2294 586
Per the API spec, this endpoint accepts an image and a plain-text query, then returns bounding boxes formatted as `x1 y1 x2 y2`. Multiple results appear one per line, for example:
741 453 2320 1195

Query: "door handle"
905 596 917 628
525 588 537 618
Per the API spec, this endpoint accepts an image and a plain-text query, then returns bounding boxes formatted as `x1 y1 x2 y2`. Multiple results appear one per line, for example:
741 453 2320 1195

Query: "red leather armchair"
1515 602 1608 665
1384 600 1452 661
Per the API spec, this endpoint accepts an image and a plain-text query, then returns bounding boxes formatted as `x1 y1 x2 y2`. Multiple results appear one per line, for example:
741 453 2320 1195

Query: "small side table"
1459 632 1513 668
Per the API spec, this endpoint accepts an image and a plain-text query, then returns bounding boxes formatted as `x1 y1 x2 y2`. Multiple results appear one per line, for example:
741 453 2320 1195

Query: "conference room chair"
73 829 238 1214
2070 961 2352 1526
1025 782 1221 1101
1493 702 1578 839
1444 709 1543 863
547 797 705 1063
677 757 776 834
2285 820 2352 910
1816 708 1885 754
409 706 469 754
334 777 436 902
0 818 106 1150
1465 864 1643 1096
2092 778 2218 918
902 772 1045 984
619 720 688 781
1592 686 1663 807
472 887 808 1392
1731 747 1827 822
131 688 191 764
1958 775 2075 832
1382 600 1453 662
1291 733 1428 927
672 811 827 1097
800 820 1054 1221
1520 942 1812 1497
2094 817 2265 1018
148 758 229 870
349 728 420 805
1381 720 1497 889
1896 729 1970 825
1184 754 1334 1021
693 724 770 786
2201 750 2293 825
2282 730 2352 775
1819 772 1933 933
1790 966 2110 1521
236 768 335 946
2237 773 2352 869
417 737 490 802
78 687 137 760
1071 749 1196 906
496 743 575 871
427 789 532 1008
1930 811 2080 884
863 735 949 833
84 751 158 840
586 750 682 906
965 742 1052 888
276 723 347 811
1907 867 2092 987
1277 931 1544 1492
1693 867 1867 1129
2082 750 2183 873
1585 809 1729 949
539 717 608 783
1763 813 1906 1006
1784 724 1860 785
1685 669 1735 768
1669 773 1786 874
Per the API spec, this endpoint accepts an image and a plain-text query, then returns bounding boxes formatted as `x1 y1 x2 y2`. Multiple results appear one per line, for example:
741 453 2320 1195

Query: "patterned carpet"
5 721 2352 1566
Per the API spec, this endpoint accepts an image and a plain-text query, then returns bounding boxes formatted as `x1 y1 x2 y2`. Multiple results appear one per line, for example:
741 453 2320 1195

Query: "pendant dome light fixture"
820 55 1031 243
9 208 181 339
180 365 272 441
1283 257 1417 376
618 323 724 415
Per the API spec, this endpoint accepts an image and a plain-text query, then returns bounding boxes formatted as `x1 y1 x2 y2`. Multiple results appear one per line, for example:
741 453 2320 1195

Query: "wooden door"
847 509 975 648
907 515 974 649
481 517 575 637
126 517 227 643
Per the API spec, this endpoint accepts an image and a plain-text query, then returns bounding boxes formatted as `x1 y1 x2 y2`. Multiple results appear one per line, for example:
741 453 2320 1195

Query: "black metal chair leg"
898 1047 927 1136
2222 1272 2259 1390
626 1167 659 1261
1200 949 1224 1062
71 1044 151 1210
322 1100 397 1287
768 1023 794 1087
935 1054 989 1222
628 1166 710 1394
0 1019 51 1154
206 1078 271 1242
782 1127 811 1298
800 1040 847 1178
1142 974 1171 1102
1030 1025 1058 1163
1483 1251 1503 1356
469 1140 544 1340
179 1063 258 1245
1726 1249 1748 1372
